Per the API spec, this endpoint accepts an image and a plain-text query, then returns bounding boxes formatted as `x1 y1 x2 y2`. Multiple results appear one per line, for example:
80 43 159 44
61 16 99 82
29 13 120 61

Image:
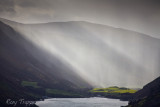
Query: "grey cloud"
15 0 54 8
0 0 15 13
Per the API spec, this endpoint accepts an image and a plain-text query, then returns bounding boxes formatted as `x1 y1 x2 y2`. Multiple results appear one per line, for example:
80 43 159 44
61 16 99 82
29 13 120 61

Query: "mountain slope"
0 18 160 106
134 76 160 99
4 19 160 88
126 76 160 107
0 21 91 106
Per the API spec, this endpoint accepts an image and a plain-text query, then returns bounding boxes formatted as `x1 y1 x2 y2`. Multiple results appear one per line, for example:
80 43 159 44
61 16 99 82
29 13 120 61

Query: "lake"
36 97 128 107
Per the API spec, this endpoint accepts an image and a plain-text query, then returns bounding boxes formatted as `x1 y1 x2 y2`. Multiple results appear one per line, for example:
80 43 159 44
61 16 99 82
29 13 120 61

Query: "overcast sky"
0 0 160 38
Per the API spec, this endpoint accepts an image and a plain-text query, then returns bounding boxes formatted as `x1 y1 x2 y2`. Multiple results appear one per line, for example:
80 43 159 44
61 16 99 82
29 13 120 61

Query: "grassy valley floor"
89 86 138 100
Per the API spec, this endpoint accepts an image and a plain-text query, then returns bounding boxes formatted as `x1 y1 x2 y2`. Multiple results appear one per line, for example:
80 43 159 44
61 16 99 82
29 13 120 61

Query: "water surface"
36 97 128 107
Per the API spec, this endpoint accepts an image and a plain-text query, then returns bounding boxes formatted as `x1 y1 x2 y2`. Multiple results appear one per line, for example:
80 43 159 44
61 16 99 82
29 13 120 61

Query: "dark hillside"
0 21 91 106
126 76 160 107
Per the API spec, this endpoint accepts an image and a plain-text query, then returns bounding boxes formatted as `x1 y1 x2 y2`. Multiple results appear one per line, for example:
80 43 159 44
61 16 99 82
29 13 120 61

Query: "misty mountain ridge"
1 17 160 40
1 18 160 88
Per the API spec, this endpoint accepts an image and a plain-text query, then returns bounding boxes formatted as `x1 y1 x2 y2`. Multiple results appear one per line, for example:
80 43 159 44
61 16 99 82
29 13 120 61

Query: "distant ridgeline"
89 86 138 100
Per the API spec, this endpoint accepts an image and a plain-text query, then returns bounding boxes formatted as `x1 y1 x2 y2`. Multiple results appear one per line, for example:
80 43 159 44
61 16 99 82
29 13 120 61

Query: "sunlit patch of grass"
113 89 137 93
90 86 137 94
91 90 109 93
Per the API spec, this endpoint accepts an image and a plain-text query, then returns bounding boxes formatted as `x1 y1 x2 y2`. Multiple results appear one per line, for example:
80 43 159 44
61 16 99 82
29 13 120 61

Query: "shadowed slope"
0 21 91 106
126 76 160 107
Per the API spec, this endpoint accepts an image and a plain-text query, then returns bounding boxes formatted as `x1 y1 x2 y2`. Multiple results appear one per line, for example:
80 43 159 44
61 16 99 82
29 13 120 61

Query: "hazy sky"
0 0 160 38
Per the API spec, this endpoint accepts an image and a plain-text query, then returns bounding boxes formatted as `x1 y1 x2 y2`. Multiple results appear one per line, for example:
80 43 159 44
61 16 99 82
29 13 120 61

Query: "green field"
46 88 82 97
21 81 40 88
90 86 137 94
21 81 83 97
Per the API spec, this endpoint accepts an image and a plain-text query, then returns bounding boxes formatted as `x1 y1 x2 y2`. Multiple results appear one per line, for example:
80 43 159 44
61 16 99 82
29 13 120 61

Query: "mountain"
0 18 160 106
126 76 160 107
3 18 160 88
0 21 91 106
134 76 160 99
